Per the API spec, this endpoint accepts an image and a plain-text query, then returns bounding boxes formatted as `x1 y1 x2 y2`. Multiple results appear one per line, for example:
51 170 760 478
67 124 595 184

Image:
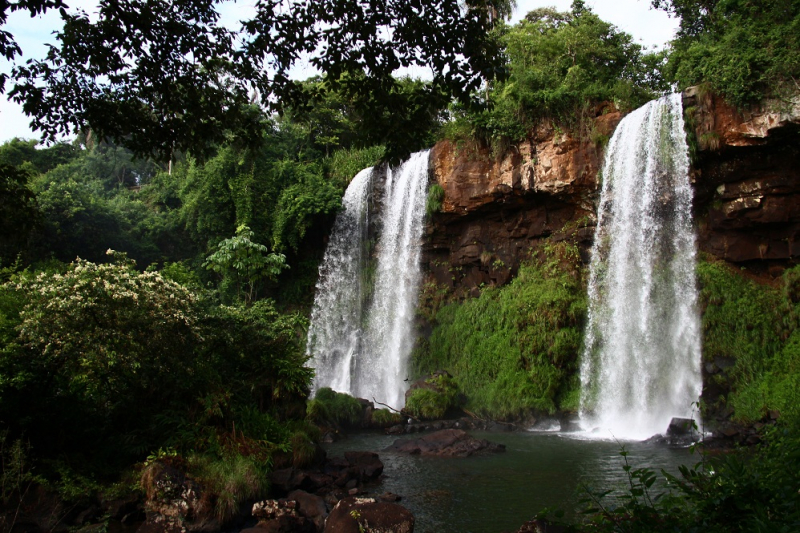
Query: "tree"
204 224 288 305
467 2 668 144
0 163 38 264
0 1 67 92
653 0 800 106
4 0 508 163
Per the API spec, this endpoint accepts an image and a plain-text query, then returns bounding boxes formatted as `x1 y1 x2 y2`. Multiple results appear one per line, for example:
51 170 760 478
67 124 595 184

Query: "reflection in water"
326 431 692 533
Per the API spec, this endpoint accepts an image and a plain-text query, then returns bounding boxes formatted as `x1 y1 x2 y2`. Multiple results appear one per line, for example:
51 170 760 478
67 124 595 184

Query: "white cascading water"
308 150 430 409
580 94 702 440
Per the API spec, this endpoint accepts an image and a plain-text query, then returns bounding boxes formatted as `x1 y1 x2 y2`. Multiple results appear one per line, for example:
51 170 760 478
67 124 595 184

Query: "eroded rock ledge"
425 111 620 293
425 90 799 295
685 88 800 266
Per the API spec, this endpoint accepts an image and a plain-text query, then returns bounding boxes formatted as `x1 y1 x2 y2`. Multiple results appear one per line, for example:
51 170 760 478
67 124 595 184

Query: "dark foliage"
5 0 507 163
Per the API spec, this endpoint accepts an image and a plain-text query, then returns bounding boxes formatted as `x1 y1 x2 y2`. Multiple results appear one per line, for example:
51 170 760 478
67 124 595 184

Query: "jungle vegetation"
0 0 798 531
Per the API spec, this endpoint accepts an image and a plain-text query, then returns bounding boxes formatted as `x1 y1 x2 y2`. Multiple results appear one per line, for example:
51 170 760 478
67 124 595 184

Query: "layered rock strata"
425 91 800 295
425 110 621 294
685 88 800 267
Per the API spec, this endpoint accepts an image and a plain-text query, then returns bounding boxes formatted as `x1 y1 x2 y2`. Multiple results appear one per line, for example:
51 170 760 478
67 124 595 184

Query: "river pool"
325 430 695 533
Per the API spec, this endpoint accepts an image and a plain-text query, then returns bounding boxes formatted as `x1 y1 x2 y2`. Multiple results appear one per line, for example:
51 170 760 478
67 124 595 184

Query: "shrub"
697 259 800 427
551 427 800 532
405 373 461 420
406 389 450 420
308 388 364 427
370 408 403 427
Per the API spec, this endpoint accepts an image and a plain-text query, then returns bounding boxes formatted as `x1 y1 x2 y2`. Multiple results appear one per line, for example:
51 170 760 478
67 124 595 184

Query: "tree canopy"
653 0 800 106
3 0 508 163
445 2 669 149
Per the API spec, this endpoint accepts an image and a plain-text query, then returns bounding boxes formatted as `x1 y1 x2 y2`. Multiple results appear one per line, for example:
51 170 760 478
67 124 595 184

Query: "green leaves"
6 0 506 163
204 225 288 305
462 3 668 148
659 0 800 106
418 241 587 420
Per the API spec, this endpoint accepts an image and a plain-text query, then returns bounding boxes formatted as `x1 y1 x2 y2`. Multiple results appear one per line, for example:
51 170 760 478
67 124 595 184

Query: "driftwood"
372 397 419 423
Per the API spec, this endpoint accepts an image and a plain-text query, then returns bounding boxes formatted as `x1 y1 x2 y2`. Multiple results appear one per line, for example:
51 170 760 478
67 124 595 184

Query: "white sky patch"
0 0 679 143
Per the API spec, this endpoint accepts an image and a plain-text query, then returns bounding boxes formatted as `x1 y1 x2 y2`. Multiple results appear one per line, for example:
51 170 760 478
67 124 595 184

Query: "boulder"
269 453 384 497
666 417 697 437
138 462 218 533
249 499 315 533
384 429 505 457
287 490 328 532
343 451 384 481
323 497 414 533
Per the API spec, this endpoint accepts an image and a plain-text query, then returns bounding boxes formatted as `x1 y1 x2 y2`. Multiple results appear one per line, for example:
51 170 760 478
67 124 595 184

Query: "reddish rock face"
424 90 799 296
686 90 800 267
425 114 620 294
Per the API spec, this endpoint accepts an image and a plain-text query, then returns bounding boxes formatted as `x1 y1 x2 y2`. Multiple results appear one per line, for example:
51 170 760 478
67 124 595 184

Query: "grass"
185 453 268 524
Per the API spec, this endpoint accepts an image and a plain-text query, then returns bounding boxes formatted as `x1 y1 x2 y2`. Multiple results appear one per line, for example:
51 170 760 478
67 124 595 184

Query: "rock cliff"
686 88 800 268
424 90 799 293
424 110 620 294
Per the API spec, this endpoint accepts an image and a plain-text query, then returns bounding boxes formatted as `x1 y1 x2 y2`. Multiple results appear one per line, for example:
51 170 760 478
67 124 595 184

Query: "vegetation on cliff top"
442 1 669 152
654 0 800 107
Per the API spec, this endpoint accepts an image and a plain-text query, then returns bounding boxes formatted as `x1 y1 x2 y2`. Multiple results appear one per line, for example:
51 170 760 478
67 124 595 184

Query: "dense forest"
1 0 800 532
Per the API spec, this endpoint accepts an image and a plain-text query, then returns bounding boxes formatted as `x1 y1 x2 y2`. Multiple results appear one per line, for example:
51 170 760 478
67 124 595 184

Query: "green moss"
425 183 445 218
308 388 363 427
698 259 800 427
414 242 586 420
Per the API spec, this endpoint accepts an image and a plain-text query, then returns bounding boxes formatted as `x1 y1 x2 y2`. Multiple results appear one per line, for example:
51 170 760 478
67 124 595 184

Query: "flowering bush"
12 250 202 411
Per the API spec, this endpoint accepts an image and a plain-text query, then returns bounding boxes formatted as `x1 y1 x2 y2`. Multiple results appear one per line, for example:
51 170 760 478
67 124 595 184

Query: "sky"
0 0 679 143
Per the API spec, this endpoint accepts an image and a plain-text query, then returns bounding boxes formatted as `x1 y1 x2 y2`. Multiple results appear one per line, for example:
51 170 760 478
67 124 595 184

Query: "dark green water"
326 430 694 533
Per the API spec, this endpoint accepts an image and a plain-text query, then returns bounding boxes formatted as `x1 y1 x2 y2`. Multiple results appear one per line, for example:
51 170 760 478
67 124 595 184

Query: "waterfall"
580 94 702 440
307 150 430 409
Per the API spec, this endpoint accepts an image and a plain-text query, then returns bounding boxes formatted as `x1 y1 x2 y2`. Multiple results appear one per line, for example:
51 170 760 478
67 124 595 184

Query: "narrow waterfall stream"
307 150 430 409
580 94 703 440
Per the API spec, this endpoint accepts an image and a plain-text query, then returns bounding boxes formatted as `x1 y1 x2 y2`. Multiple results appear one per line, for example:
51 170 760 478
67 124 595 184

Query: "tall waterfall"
580 94 702 440
307 150 430 409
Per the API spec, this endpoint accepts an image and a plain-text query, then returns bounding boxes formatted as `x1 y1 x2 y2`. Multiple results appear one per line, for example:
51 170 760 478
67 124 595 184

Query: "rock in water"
323 497 414 533
384 429 505 457
667 417 696 436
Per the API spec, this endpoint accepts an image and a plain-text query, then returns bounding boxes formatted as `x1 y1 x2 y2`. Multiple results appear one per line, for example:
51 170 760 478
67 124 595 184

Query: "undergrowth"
544 426 800 532
405 373 461 420
698 258 800 427
415 242 586 420
307 387 363 427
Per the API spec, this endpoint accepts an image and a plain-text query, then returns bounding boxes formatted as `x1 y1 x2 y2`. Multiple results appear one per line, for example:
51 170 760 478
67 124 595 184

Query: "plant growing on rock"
416 241 586 420
405 373 461 420
307 388 364 428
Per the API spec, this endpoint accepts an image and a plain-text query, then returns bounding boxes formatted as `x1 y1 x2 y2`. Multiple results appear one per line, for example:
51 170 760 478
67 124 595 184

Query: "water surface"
327 430 694 533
